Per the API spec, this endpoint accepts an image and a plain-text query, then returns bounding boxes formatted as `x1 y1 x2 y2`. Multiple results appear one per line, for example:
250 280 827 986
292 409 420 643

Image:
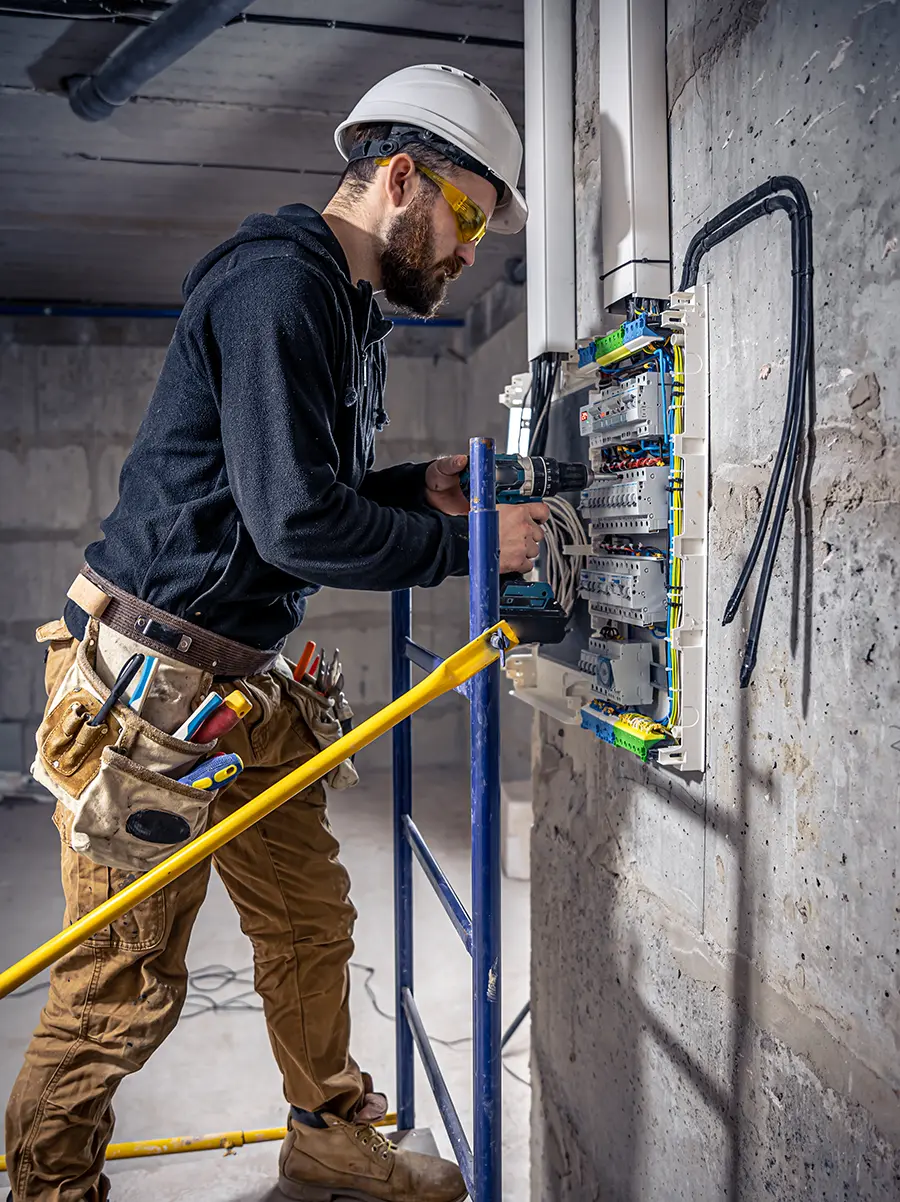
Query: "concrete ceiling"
0 0 525 319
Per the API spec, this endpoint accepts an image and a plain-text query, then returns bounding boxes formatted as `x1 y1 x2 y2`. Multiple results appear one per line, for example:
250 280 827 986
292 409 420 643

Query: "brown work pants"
5 635 364 1202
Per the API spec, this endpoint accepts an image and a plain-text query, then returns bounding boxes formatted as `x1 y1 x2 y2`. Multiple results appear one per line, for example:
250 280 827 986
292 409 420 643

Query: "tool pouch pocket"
32 622 216 872
284 674 358 792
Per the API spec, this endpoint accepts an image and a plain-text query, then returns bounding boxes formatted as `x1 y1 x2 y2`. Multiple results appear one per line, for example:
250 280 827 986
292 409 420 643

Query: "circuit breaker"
580 371 667 446
579 637 653 706
580 553 667 625
580 467 669 533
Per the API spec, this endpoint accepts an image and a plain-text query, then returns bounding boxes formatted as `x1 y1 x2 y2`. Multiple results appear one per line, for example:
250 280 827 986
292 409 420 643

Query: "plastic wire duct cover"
579 372 667 447
579 637 653 706
502 646 593 724
579 553 667 626
580 468 669 533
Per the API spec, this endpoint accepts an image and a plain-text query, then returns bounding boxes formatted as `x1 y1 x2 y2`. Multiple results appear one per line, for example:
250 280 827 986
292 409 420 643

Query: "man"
6 64 547 1202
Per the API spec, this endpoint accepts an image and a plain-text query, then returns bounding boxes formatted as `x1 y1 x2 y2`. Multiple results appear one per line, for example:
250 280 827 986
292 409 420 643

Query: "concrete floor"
0 767 531 1201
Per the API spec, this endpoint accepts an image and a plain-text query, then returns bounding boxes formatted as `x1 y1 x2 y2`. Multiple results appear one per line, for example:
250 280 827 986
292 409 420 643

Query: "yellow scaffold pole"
0 621 517 1001
0 1115 398 1171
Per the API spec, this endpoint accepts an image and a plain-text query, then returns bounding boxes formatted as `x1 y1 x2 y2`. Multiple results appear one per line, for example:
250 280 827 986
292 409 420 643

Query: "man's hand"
425 455 469 516
499 502 549 574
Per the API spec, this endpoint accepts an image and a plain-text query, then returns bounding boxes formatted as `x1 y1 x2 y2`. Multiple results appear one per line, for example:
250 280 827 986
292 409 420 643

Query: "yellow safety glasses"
375 157 488 245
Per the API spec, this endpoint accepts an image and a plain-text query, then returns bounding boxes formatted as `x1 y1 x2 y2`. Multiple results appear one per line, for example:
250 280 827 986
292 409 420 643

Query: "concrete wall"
531 2 900 1199
0 311 528 778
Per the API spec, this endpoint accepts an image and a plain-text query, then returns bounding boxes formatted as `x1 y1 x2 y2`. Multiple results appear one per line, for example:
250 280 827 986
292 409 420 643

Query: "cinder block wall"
530 2 900 1199
0 313 528 777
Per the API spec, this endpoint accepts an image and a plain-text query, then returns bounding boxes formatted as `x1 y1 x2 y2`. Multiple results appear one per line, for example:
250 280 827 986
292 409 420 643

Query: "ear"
381 153 419 214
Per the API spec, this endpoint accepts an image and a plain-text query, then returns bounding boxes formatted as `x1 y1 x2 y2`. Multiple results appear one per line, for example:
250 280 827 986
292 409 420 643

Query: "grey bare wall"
0 311 528 779
531 2 900 1200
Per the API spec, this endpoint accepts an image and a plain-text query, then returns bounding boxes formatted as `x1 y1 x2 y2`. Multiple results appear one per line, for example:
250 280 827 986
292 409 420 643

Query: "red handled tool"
292 641 317 682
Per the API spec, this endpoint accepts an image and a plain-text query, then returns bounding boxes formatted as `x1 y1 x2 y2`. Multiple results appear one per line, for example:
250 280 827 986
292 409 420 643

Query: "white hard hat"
334 64 526 235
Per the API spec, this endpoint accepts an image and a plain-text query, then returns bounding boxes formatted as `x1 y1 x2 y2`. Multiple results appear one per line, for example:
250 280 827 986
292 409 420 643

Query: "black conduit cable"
739 209 812 686
678 176 810 293
528 352 562 459
687 196 801 625
67 0 253 121
720 201 803 631
678 176 813 687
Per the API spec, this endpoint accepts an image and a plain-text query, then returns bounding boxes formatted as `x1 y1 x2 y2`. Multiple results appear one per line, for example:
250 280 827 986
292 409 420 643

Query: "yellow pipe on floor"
0 1114 398 1171
0 621 517 1001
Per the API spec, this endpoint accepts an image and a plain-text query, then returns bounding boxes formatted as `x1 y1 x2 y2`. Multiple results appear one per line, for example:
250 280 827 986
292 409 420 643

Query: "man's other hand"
425 455 470 516
499 502 549 574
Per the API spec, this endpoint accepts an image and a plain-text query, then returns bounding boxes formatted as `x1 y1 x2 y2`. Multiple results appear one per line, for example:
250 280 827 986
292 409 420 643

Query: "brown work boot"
278 1113 467 1201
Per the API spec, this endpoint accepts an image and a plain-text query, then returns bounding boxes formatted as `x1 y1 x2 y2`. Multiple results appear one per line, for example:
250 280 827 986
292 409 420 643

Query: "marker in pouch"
172 692 223 742
125 655 159 716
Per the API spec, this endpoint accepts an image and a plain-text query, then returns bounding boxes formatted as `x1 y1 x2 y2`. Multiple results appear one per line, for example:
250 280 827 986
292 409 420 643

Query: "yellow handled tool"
0 1114 397 1171
0 621 518 1001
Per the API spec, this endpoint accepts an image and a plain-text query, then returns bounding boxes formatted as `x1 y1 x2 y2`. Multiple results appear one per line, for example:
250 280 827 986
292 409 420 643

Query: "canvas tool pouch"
274 656 359 792
32 620 218 872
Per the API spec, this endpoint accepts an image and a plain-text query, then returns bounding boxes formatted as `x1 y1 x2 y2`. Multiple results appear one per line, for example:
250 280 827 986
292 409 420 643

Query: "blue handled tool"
176 752 244 791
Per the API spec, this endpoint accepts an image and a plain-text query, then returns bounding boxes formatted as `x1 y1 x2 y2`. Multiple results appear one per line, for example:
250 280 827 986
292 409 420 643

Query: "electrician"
5 65 547 1202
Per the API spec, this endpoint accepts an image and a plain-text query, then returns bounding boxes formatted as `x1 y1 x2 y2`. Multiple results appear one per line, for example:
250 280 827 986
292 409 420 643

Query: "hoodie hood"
182 204 392 348
183 204 350 298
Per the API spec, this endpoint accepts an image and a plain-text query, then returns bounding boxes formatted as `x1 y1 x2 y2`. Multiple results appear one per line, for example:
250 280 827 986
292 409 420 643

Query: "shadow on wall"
530 720 642 1199
529 700 772 1200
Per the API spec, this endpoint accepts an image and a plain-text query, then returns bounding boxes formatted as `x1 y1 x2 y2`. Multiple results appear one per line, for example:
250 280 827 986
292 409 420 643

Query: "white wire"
542 496 587 615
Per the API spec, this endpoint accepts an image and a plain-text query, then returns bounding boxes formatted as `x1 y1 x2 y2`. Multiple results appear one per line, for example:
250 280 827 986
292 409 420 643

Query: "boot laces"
355 1124 396 1160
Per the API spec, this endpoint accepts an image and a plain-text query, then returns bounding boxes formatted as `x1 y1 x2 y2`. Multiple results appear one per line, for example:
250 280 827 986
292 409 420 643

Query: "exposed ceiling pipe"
66 0 252 122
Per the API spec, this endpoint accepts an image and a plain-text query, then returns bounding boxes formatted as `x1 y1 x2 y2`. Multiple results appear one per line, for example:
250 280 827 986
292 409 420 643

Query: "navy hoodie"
68 205 469 651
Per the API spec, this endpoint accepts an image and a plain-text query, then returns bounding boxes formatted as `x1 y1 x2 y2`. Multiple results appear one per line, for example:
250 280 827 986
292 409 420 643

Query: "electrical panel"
501 287 709 774
573 287 710 772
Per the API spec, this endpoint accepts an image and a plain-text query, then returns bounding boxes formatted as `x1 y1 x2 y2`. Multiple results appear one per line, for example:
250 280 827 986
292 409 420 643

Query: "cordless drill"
461 454 590 644
460 454 589 504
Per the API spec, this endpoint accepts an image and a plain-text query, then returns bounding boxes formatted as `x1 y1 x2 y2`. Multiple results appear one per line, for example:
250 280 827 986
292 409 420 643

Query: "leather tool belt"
69 565 279 678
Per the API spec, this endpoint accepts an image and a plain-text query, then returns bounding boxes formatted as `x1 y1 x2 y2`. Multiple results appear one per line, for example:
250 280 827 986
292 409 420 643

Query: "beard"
380 193 464 318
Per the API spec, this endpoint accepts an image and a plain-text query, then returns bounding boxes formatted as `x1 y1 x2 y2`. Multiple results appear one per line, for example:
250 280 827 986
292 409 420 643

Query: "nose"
456 242 477 269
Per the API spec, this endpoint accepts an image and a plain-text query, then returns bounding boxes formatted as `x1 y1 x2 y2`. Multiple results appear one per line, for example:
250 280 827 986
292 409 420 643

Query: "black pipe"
66 0 252 122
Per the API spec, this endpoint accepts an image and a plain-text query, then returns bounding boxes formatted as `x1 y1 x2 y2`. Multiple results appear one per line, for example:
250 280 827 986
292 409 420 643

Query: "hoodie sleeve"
358 461 431 508
209 260 469 591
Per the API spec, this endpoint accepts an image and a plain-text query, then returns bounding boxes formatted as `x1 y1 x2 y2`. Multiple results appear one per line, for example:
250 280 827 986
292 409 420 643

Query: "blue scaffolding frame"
391 436 502 1201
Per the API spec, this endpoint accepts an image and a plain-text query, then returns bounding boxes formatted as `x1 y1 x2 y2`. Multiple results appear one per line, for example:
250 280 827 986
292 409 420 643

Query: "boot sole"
277 1175 467 1202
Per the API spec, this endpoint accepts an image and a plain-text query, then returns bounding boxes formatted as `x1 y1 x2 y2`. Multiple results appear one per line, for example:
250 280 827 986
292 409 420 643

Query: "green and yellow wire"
666 342 686 732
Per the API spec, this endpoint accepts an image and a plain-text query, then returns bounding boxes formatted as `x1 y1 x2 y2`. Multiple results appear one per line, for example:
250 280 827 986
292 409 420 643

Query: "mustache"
435 256 464 281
